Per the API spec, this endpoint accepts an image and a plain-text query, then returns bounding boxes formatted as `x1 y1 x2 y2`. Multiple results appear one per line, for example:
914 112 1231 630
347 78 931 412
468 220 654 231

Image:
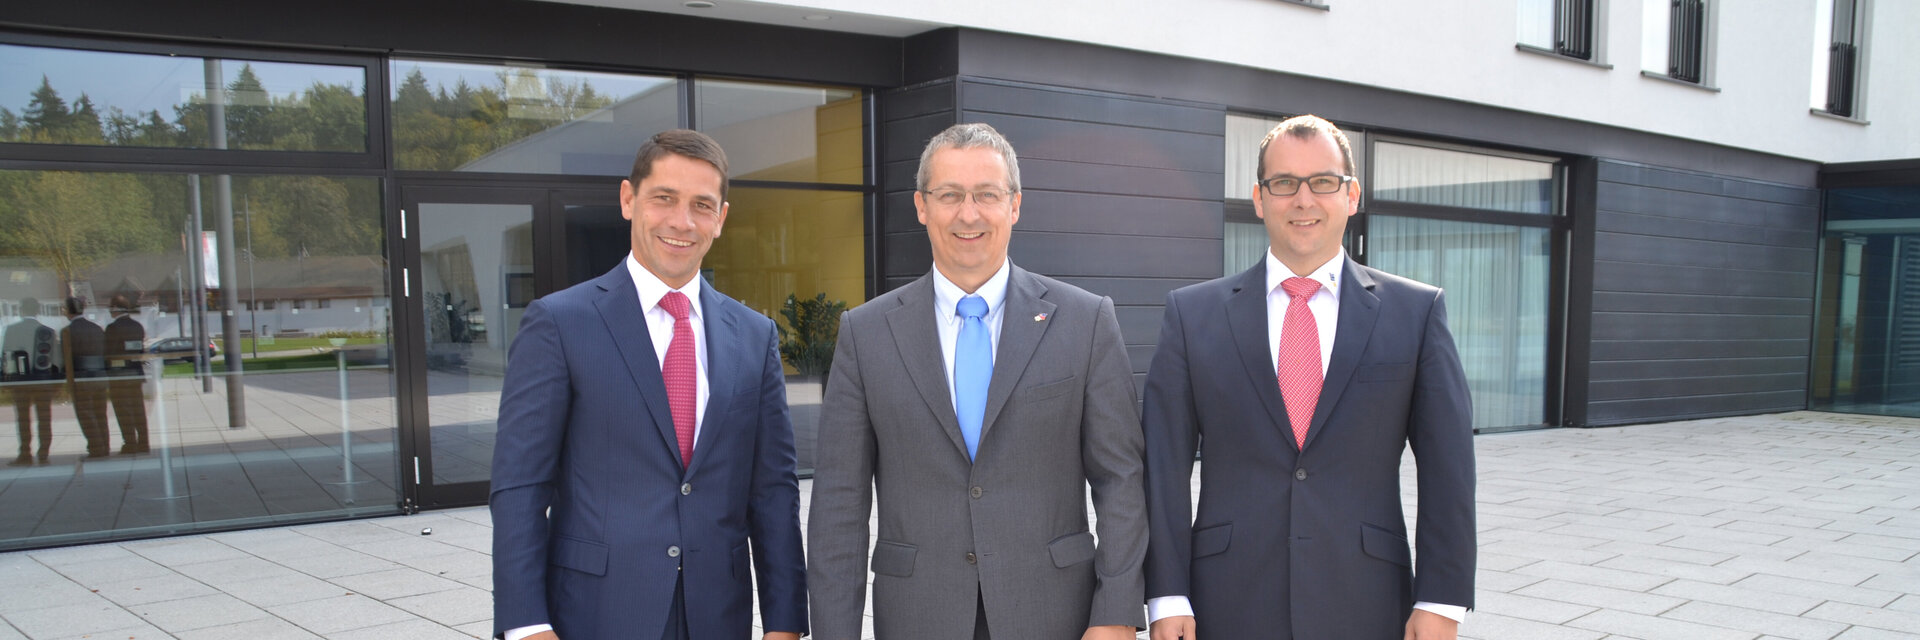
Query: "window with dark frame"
1666 0 1707 83
1825 0 1861 117
1555 0 1597 60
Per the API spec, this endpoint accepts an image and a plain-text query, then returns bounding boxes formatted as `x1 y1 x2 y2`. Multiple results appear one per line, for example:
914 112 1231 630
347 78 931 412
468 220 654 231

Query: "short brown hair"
1256 115 1355 182
629 129 730 198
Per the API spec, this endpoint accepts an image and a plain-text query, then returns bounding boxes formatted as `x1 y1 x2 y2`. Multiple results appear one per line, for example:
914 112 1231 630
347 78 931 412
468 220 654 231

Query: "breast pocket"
1355 363 1414 383
1018 374 1079 402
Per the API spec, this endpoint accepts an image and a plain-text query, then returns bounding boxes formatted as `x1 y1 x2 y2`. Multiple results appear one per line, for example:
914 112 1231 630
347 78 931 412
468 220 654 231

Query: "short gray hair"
915 123 1022 193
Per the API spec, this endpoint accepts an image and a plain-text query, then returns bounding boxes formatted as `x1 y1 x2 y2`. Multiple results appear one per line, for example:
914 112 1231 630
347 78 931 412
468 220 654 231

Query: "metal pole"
205 58 246 429
339 347 354 503
187 177 210 393
246 196 257 359
151 354 176 497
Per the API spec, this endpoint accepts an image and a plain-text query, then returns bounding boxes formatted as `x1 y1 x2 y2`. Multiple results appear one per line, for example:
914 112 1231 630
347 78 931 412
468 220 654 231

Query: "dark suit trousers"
108 379 147 447
13 385 54 458
974 589 990 640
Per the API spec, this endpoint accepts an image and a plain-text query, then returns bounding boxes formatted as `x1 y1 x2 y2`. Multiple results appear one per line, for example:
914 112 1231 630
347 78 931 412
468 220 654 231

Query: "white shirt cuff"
1147 596 1194 623
504 624 553 640
1414 601 1467 623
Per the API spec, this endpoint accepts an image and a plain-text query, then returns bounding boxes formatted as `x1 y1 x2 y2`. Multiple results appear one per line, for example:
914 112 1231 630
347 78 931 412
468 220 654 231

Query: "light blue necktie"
954 295 991 461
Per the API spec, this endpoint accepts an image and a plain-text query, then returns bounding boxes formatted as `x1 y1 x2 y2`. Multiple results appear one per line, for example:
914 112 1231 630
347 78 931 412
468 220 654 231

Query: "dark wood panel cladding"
3 0 900 87
1591 339 1809 361
876 74 1227 356
1586 391 1807 426
1009 233 1222 280
1581 160 1819 426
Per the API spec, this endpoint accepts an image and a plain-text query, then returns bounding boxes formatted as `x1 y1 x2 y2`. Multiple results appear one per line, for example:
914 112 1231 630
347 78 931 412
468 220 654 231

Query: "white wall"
725 0 1918 164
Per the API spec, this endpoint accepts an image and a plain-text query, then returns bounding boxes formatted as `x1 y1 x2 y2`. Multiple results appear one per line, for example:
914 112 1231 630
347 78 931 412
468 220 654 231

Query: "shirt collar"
1266 248 1344 299
932 259 1012 319
626 253 703 319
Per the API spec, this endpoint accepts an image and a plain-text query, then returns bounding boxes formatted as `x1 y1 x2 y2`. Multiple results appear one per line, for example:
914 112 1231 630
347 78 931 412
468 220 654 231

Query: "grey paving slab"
0 411 1915 639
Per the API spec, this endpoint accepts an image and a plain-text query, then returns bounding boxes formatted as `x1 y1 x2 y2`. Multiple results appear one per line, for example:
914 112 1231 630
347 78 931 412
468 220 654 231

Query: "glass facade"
0 170 394 550
0 38 870 548
1812 185 1920 417
0 44 367 152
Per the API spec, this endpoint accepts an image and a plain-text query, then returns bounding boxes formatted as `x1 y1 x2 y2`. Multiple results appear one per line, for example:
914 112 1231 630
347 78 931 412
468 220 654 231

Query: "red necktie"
1278 277 1323 449
660 291 697 468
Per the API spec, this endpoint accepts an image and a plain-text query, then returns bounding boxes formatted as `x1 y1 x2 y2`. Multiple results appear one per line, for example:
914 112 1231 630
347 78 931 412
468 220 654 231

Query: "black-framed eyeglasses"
1258 174 1354 197
922 188 1014 208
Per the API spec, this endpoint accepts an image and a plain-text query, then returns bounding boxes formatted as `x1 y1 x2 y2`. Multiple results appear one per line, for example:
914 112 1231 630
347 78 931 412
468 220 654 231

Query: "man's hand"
1150 615 1195 640
524 633 558 640
1404 609 1459 640
764 633 802 640
1081 624 1136 640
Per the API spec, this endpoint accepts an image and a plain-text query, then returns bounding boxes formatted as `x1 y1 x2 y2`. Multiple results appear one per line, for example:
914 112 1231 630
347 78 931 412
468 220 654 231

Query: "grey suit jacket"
808 264 1148 640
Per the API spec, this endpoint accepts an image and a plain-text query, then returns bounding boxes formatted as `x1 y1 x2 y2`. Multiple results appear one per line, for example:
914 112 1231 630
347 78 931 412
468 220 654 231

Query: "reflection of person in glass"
62 297 111 459
105 295 149 455
5 297 61 466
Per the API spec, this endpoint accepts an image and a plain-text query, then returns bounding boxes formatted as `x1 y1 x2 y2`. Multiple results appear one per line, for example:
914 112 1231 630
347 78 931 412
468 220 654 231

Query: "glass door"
398 185 542 508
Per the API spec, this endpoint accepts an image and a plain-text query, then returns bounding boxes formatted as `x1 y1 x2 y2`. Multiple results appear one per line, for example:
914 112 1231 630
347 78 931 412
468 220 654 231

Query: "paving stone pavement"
0 411 1915 639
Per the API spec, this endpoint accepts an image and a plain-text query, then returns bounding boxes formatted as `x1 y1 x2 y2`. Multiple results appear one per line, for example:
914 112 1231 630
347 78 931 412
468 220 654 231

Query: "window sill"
1273 0 1330 10
1640 71 1719 92
1811 109 1868 125
1515 44 1611 69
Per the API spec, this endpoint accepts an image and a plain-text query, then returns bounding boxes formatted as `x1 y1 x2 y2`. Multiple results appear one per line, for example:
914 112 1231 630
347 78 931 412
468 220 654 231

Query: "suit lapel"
1302 260 1379 452
1225 262 1294 448
884 275 970 458
688 279 739 478
980 264 1056 443
591 265 681 471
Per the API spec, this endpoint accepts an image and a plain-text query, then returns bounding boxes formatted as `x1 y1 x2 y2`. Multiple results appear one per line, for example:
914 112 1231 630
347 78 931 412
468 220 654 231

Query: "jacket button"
970 486 983 499
667 545 681 558
681 483 693 495
965 552 977 564
1295 469 1308 481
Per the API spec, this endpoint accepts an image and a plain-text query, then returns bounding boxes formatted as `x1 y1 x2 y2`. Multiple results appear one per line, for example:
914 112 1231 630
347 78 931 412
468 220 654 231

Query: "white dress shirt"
931 260 1011 400
504 255 712 640
1147 248 1466 626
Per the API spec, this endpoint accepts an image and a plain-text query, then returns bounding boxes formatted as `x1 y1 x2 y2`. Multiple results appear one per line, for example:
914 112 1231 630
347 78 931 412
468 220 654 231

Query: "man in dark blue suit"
1143 116 1475 640
491 129 806 640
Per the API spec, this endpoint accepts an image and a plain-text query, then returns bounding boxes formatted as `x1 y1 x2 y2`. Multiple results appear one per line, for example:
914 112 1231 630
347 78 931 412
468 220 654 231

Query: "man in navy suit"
1143 115 1475 640
491 129 806 640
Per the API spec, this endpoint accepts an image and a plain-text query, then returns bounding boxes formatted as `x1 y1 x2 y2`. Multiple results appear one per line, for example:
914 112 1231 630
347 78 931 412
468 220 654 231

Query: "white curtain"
1369 215 1550 430
1373 142 1555 215
1518 0 1556 49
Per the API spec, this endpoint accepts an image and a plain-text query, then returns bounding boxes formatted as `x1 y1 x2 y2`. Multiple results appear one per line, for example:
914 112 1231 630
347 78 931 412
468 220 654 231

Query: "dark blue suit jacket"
1143 259 1476 639
491 265 807 640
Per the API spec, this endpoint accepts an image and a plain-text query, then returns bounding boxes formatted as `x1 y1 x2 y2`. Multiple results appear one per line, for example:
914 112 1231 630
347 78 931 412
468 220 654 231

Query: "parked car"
148 337 218 364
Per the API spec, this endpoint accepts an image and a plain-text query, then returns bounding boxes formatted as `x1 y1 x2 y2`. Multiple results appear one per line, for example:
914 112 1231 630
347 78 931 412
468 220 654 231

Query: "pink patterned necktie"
1277 277 1323 449
659 291 697 468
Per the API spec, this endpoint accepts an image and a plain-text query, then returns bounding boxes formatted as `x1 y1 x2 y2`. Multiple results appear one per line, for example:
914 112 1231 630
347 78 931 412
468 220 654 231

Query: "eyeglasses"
1258 174 1354 197
922 188 1014 208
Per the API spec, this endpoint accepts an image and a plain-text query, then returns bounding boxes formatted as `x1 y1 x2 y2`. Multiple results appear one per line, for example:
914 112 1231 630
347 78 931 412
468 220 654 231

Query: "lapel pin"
1034 313 1048 322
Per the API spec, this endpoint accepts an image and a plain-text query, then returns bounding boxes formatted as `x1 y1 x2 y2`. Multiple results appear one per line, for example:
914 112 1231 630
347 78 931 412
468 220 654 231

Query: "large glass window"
696 79 864 185
1366 139 1563 431
0 170 393 551
1369 217 1552 429
0 43 367 152
1812 185 1920 417
390 60 678 174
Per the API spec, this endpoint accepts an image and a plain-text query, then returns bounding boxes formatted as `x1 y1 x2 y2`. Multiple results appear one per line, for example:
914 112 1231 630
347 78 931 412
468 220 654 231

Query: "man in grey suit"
1143 115 1475 640
808 123 1147 640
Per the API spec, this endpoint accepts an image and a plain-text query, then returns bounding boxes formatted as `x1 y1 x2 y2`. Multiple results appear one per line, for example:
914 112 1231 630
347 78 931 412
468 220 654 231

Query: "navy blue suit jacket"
490 265 807 640
1143 259 1476 639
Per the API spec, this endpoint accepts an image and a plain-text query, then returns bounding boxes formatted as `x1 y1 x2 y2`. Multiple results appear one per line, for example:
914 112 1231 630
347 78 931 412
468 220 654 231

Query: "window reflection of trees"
0 62 367 152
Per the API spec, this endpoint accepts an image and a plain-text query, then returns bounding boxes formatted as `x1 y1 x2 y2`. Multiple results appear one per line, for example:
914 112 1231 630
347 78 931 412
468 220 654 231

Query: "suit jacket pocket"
870 540 917 578
1047 531 1096 568
1191 522 1233 559
550 535 610 576
732 541 750 581
1019 374 1079 401
1359 523 1412 568
1356 363 1414 383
